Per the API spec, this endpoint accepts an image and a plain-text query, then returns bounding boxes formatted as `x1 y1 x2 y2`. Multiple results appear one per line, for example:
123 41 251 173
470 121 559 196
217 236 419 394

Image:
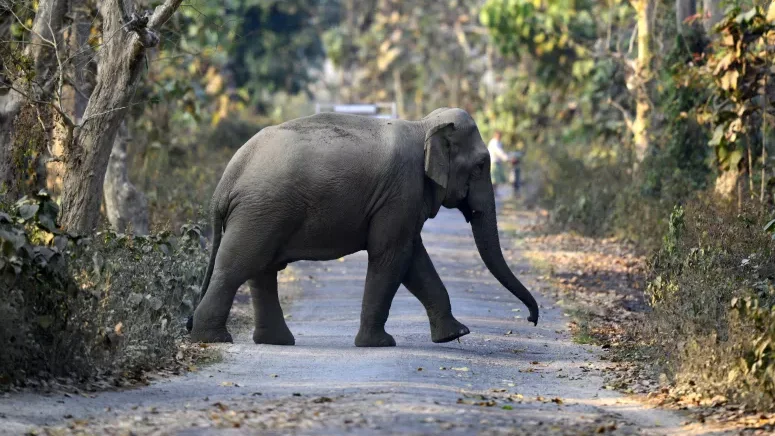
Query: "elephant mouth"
458 201 475 223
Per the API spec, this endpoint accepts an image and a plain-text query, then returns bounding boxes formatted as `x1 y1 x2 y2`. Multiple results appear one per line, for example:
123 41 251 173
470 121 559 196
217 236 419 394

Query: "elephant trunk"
465 199 539 325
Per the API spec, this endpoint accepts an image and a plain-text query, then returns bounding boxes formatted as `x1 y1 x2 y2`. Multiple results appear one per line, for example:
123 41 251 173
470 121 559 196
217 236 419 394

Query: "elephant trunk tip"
527 310 538 326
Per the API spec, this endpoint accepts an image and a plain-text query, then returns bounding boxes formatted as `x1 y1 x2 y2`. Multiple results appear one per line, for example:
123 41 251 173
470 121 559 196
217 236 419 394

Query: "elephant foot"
354 329 396 347
253 326 295 345
430 316 470 343
190 327 233 343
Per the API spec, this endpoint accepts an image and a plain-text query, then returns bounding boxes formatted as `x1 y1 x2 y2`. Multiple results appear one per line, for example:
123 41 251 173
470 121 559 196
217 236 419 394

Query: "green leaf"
709 125 725 147
728 149 744 168
763 219 775 233
735 8 758 24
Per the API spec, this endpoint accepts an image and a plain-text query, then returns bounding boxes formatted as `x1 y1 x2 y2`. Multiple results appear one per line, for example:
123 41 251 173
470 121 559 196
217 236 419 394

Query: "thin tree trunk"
675 0 697 36
70 0 94 122
103 121 149 234
715 166 740 201
59 0 182 233
630 0 653 164
392 68 404 119
762 76 768 204
702 0 723 35
748 143 754 196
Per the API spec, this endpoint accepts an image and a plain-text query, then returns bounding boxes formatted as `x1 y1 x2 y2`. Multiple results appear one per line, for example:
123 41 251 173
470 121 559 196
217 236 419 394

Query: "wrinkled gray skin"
188 108 539 346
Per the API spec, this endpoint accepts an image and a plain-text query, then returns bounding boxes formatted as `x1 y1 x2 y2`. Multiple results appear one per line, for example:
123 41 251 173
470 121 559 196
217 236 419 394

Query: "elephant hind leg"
250 271 295 345
190 218 275 343
190 264 246 343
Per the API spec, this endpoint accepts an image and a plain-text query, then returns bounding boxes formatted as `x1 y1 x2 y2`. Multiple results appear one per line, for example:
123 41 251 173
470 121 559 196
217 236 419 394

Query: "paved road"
1 206 708 435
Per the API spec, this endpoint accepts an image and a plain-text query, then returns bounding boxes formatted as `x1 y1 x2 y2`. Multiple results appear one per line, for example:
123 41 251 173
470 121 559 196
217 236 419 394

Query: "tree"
325 0 497 118
0 0 68 197
1 0 184 232
103 122 149 234
57 0 184 233
629 0 653 163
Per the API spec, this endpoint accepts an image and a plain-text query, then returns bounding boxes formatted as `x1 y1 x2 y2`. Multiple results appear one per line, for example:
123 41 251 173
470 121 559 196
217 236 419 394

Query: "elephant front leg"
355 243 414 347
250 272 295 345
402 238 470 343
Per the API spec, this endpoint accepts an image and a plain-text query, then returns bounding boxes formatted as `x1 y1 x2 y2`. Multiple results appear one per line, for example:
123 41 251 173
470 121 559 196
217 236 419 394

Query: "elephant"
187 107 539 346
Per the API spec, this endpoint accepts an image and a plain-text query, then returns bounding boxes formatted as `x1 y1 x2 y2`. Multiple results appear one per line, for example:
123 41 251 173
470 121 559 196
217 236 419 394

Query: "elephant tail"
186 207 224 332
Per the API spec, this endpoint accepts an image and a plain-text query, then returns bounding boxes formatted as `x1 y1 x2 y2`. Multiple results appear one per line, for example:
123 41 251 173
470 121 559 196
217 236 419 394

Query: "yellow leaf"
767 1 775 22
720 70 739 90
379 40 391 53
713 52 735 75
377 47 401 71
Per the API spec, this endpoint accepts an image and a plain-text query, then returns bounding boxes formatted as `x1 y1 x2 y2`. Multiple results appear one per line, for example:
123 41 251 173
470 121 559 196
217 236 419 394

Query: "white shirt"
487 138 509 163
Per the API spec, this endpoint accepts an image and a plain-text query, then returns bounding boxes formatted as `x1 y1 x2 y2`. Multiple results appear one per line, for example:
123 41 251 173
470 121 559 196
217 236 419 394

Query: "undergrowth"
0 191 208 386
642 199 775 409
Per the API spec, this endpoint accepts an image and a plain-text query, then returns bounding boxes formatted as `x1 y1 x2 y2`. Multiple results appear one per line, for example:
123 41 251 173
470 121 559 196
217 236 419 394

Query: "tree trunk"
46 0 96 198
714 166 740 201
0 0 68 197
58 0 182 233
702 0 723 35
69 0 95 122
392 68 405 119
631 0 653 164
103 122 149 234
675 0 696 36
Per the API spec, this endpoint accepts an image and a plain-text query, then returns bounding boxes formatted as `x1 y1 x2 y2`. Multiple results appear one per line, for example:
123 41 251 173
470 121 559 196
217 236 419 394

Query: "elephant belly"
277 219 368 263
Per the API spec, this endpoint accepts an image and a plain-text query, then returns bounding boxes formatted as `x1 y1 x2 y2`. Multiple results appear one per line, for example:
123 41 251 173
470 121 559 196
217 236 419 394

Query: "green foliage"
0 192 208 384
696 4 775 174
231 0 334 108
481 0 597 87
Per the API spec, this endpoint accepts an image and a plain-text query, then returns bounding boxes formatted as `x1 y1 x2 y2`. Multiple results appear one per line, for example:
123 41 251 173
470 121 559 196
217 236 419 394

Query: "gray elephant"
187 107 539 346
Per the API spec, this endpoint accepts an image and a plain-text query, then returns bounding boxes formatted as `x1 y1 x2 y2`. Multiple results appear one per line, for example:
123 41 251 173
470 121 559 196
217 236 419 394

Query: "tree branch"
148 0 183 31
608 98 634 133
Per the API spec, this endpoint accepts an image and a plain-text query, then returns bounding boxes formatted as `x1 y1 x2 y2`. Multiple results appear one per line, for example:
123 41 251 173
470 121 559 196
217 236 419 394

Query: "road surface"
1 205 714 435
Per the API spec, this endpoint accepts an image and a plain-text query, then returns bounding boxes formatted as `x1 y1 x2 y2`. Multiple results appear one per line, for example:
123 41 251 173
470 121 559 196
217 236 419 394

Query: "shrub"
643 198 775 408
0 192 207 385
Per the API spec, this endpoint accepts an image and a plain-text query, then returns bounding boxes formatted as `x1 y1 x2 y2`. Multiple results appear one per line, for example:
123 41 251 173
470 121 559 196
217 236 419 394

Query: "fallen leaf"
313 397 333 403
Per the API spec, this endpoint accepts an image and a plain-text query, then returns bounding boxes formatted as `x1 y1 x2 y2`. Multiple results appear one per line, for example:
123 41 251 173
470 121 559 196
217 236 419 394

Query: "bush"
0 192 207 385
643 198 775 408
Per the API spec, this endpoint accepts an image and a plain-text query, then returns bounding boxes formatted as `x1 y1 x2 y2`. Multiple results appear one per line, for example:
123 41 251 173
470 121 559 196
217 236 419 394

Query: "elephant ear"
424 122 453 188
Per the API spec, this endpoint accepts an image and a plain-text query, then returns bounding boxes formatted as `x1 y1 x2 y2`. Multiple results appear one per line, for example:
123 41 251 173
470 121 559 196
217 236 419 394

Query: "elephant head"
421 108 539 325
